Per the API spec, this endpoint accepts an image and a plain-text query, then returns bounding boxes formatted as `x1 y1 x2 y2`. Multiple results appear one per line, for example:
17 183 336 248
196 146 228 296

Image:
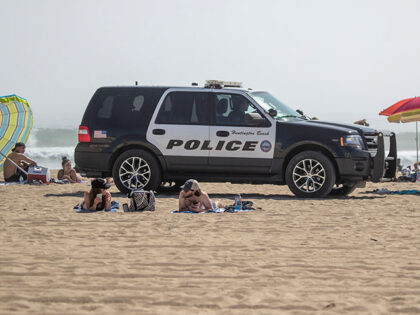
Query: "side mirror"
245 113 271 127
268 109 277 117
296 109 304 116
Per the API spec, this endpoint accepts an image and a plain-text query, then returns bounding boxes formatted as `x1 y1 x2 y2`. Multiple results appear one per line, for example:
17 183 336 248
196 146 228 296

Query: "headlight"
340 135 364 150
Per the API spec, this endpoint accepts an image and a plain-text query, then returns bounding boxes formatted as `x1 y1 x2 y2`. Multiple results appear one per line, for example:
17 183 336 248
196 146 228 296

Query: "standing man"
178 179 223 212
3 142 37 182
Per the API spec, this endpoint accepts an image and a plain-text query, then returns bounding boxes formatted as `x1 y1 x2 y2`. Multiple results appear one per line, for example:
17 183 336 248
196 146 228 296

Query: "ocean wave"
26 146 75 160
25 147 76 169
397 150 419 166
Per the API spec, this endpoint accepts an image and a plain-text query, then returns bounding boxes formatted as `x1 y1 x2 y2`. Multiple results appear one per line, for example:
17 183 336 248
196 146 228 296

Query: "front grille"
364 132 378 152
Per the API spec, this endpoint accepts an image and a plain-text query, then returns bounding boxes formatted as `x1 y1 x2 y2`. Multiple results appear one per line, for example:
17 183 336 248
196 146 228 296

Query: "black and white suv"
75 80 396 197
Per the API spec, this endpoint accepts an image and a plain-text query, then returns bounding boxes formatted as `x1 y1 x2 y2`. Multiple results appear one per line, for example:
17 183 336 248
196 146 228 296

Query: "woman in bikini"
57 157 82 183
82 178 112 211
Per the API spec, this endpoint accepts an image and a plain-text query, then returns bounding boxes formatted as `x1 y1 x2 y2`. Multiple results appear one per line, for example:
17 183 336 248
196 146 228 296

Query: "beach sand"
1 171 420 314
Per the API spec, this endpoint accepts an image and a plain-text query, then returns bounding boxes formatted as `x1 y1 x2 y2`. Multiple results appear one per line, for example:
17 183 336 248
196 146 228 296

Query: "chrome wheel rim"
119 157 151 190
293 159 326 193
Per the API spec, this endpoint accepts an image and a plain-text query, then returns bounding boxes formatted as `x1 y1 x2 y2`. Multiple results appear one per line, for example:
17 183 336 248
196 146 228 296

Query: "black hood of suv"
283 119 377 135
306 120 376 134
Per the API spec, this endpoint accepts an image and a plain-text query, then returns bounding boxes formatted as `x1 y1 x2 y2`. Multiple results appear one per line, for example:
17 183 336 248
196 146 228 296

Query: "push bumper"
371 132 397 182
336 132 397 183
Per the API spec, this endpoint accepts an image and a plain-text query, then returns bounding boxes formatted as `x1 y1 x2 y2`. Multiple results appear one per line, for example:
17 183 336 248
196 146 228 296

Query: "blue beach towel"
365 188 420 195
76 201 120 213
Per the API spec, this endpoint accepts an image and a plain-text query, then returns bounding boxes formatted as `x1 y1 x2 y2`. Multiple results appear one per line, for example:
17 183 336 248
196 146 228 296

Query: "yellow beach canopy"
0 95 33 171
388 108 420 123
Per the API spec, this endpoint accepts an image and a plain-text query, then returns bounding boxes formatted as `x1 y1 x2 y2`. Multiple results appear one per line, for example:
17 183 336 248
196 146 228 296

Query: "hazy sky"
2 0 420 132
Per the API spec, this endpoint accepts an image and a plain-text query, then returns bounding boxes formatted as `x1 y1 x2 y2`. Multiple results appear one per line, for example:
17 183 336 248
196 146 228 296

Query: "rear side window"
155 92 209 125
97 96 114 119
83 88 166 130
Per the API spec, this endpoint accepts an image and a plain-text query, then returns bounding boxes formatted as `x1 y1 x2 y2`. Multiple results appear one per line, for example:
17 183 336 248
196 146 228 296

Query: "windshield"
249 91 302 121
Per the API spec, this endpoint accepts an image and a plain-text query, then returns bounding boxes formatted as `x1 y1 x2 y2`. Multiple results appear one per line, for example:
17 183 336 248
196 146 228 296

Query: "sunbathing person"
178 179 223 212
57 156 82 183
3 142 37 182
81 178 112 211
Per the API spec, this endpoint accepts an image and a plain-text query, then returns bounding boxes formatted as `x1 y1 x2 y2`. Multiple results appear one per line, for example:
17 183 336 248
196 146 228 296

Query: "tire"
329 183 358 196
285 150 336 198
112 149 161 194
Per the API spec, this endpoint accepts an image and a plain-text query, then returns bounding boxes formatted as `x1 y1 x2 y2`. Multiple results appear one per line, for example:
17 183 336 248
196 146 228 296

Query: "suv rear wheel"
285 151 336 198
112 149 161 194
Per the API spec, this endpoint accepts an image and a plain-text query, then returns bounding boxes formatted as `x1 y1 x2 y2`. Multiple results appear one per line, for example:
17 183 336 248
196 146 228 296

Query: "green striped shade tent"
0 95 33 171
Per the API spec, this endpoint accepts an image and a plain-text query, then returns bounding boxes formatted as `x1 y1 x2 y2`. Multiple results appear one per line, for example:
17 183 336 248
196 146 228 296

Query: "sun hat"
181 179 200 192
91 178 111 189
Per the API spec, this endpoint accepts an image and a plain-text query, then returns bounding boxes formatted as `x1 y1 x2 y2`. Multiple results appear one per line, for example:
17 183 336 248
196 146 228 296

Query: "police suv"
75 80 396 198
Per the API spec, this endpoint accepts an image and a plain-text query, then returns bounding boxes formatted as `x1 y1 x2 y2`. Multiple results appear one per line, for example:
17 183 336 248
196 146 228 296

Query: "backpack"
126 190 156 212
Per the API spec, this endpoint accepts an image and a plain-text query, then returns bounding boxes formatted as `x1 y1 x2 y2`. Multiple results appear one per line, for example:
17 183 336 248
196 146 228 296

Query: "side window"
89 89 159 130
155 92 209 125
214 93 269 127
97 96 114 119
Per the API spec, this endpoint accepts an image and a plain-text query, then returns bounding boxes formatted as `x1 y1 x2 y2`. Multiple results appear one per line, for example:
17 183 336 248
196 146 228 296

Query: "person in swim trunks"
3 142 37 182
178 179 223 212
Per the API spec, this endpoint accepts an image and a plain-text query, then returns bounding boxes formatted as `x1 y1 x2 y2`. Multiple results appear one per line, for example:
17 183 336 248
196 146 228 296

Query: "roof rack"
204 80 243 89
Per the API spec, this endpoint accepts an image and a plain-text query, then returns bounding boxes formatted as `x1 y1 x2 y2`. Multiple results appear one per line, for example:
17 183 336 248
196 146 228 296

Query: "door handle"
152 129 166 135
216 130 229 137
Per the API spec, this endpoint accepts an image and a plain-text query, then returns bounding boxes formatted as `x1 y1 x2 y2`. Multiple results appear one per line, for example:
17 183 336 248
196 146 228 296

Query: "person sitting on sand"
178 179 223 213
3 142 37 182
81 178 112 211
57 156 82 183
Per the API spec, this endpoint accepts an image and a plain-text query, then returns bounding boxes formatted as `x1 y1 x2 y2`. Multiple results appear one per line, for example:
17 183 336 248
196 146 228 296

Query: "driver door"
208 92 276 174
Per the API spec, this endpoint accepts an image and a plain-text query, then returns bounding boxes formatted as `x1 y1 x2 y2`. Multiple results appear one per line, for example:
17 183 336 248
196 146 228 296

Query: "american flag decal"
94 130 107 138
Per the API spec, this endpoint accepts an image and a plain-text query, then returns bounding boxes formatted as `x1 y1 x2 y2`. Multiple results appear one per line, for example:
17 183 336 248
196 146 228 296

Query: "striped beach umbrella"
0 95 33 171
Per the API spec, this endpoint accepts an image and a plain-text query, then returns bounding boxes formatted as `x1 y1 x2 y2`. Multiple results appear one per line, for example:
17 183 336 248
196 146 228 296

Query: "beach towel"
0 181 24 186
75 201 120 213
172 208 254 214
365 188 420 195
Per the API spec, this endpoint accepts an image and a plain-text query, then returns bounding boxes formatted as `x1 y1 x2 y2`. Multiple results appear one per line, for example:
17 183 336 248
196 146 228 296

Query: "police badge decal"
260 140 272 152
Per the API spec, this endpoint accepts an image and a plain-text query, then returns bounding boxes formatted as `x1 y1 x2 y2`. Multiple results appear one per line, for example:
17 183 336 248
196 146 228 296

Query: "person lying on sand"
3 142 37 182
178 179 223 213
57 156 82 183
81 178 112 211
353 118 370 126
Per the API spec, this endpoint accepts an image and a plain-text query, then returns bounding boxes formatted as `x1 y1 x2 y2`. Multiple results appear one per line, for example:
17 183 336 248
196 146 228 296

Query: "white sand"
1 173 420 314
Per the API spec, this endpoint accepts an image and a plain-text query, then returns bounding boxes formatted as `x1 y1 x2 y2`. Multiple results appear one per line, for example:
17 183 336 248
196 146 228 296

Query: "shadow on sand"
155 191 385 201
44 190 385 201
45 191 85 198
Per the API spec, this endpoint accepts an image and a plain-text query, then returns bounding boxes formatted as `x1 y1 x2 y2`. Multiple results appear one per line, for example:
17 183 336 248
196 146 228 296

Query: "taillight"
78 125 91 142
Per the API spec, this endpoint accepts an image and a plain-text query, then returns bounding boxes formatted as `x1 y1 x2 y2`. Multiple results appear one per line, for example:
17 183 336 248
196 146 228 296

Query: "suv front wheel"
112 149 161 194
285 151 336 198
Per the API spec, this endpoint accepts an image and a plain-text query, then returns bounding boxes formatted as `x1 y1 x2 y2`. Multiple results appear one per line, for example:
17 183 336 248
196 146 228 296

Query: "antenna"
135 81 138 86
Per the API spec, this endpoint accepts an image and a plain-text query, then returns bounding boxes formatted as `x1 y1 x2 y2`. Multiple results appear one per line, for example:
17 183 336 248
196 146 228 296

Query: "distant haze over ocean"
25 128 420 170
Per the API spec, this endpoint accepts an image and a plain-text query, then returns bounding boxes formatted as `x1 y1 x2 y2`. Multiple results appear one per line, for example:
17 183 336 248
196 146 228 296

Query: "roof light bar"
205 80 243 89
